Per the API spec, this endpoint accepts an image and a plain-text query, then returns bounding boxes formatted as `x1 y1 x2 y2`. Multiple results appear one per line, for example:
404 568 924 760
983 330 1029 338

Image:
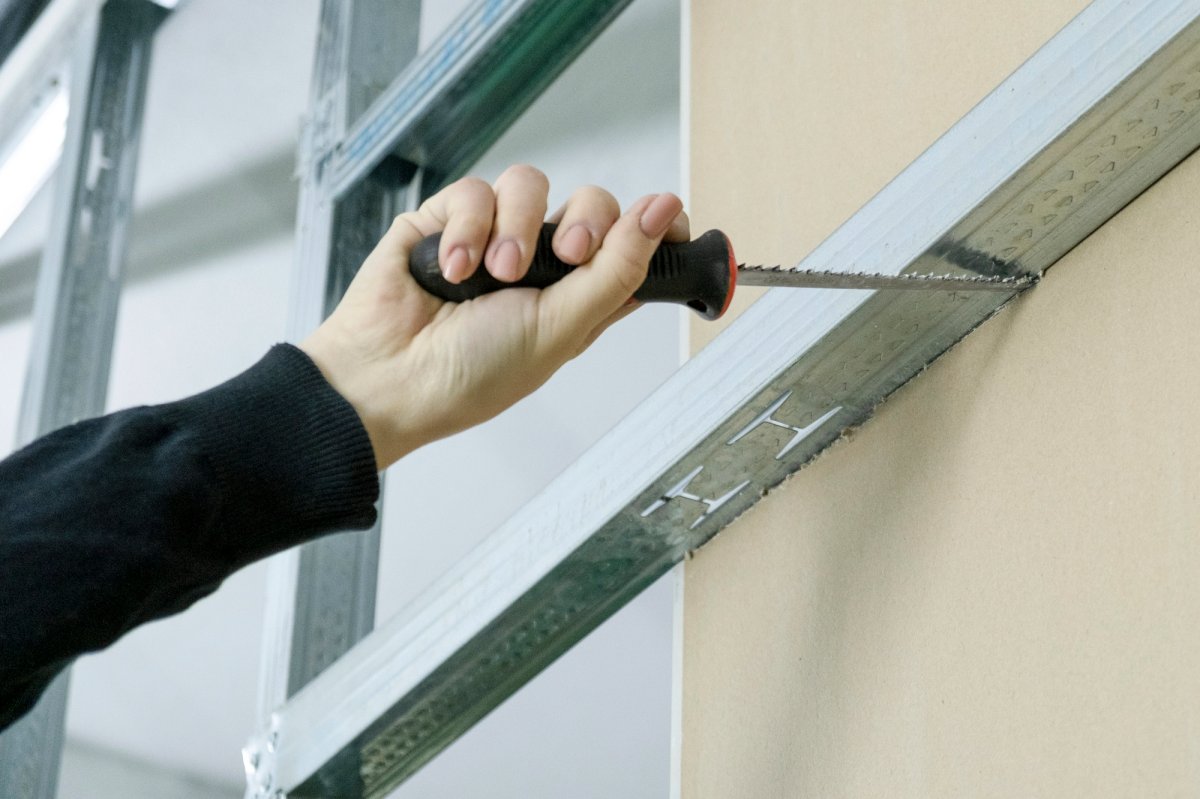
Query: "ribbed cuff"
163 344 379 566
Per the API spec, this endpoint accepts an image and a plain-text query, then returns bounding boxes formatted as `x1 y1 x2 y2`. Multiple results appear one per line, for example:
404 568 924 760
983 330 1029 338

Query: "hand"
299 165 690 470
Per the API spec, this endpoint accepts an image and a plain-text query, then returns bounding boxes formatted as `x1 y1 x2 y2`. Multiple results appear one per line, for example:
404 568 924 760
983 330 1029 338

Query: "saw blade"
737 264 1037 293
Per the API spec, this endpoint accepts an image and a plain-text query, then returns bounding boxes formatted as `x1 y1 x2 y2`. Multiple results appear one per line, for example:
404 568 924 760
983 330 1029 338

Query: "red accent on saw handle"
408 223 737 320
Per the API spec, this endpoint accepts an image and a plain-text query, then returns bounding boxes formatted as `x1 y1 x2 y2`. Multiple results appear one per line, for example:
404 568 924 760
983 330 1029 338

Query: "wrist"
298 330 424 470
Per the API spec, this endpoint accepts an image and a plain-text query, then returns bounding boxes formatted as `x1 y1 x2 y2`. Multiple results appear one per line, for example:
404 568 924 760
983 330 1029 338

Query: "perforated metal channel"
960 46 1200 267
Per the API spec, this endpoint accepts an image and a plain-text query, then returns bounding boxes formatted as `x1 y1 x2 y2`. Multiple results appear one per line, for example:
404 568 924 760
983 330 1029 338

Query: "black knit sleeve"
0 343 379 731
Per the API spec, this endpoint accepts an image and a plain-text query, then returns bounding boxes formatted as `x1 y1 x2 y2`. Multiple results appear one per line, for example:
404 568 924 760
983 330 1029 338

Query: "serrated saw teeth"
735 264 1037 292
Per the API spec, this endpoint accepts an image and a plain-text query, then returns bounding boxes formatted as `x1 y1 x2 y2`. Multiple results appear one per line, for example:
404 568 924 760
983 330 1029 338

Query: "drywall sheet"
684 1 1200 796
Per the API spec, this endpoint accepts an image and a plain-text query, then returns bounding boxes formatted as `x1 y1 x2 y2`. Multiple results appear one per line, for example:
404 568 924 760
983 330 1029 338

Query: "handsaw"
408 224 1035 319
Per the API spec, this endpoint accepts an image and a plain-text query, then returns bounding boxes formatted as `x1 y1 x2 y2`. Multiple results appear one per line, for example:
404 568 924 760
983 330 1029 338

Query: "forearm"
0 167 686 733
0 344 379 731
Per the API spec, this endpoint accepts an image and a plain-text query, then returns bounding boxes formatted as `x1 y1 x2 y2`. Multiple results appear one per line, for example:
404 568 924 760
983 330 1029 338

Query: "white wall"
0 0 681 795
59 739 235 799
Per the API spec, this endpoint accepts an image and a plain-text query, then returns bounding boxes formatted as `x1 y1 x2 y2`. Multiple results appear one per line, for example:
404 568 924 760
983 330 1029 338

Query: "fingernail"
559 224 592 263
491 239 522 281
639 193 681 238
444 246 469 283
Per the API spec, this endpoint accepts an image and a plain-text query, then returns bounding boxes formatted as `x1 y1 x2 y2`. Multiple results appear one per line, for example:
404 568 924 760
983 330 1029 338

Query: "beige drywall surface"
688 0 1089 350
684 1 1200 797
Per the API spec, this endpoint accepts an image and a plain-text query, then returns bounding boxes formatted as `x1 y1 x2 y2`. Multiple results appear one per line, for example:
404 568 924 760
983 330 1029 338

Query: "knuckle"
452 211 495 236
499 163 548 189
572 185 620 215
389 211 420 236
453 175 493 198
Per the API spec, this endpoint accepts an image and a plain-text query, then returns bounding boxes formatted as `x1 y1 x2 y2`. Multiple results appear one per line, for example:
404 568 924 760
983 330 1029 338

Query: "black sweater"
0 344 380 731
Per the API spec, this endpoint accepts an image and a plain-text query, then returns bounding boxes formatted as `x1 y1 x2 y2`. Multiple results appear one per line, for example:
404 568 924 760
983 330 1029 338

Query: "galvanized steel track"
0 2 167 796
326 0 637 199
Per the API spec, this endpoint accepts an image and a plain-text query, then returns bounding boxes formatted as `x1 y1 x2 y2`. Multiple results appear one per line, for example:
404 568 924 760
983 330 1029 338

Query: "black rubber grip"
408 223 737 320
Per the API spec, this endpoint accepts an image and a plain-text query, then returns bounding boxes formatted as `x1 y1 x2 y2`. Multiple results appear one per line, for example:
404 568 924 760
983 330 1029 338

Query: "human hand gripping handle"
298 165 689 470
408 223 736 321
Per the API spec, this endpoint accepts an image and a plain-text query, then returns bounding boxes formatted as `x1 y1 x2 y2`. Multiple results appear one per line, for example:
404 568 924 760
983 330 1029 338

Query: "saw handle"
408 223 738 320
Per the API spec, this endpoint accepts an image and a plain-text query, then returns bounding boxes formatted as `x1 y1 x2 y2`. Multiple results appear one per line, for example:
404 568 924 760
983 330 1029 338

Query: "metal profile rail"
326 0 636 199
248 1 1200 795
254 1 421 739
248 2 657 796
0 0 102 168
0 1 166 797
256 0 640 721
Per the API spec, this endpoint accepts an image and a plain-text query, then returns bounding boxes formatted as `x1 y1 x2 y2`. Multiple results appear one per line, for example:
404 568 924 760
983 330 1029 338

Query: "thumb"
539 193 683 344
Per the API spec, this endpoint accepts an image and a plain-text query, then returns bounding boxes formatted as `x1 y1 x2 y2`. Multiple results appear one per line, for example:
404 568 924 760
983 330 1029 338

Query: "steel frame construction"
327 0 638 199
244 1 1200 796
0 1 166 797
247 2 650 796
252 3 421 742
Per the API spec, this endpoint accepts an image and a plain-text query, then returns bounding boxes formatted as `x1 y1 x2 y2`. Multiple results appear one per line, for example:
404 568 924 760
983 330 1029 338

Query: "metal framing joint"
243 716 286 799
